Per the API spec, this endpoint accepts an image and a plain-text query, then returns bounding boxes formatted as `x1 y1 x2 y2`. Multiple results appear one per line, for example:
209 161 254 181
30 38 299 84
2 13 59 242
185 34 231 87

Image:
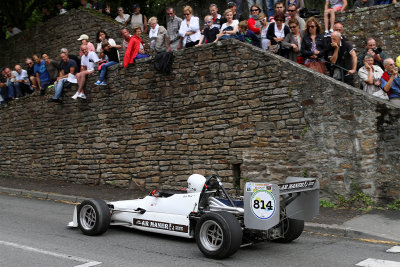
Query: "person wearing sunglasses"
266 12 290 56
258 13 270 50
285 0 304 12
178 6 201 48
165 7 183 51
197 15 220 46
281 18 304 63
285 4 305 32
248 4 262 35
301 17 327 74
115 7 130 25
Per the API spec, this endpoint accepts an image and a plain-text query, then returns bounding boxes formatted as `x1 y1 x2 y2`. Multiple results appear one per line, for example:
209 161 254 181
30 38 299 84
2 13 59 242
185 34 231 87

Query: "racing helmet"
186 174 206 193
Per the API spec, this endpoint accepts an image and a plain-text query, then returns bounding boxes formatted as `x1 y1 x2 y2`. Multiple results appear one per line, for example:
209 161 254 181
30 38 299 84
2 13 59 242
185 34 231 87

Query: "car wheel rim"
199 220 223 251
80 205 96 230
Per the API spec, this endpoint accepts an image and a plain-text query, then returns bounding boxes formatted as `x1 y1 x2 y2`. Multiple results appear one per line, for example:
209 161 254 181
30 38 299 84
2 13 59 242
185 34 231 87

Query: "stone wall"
1 38 400 203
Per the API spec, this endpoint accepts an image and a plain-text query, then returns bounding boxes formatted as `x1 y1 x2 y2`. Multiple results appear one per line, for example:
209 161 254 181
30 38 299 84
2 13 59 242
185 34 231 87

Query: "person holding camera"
357 37 388 70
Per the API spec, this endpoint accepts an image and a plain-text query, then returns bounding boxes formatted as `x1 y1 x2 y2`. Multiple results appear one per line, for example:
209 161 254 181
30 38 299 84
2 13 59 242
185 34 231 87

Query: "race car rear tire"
273 218 304 243
78 199 111 236
195 211 242 259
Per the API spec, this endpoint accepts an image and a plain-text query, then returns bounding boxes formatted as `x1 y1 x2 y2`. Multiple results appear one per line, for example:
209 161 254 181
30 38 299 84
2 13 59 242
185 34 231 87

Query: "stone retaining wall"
1 38 399 203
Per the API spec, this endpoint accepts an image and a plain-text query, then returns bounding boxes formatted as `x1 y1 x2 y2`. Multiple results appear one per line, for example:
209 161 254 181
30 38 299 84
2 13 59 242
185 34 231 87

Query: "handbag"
305 61 325 74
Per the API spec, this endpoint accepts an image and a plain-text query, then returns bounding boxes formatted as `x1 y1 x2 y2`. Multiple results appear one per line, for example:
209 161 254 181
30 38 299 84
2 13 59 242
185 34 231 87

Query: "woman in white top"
178 6 201 48
115 7 130 25
258 13 270 50
214 9 239 42
95 30 121 60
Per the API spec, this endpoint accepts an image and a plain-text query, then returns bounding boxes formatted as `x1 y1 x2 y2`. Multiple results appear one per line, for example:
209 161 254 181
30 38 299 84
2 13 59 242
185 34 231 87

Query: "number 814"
253 199 273 210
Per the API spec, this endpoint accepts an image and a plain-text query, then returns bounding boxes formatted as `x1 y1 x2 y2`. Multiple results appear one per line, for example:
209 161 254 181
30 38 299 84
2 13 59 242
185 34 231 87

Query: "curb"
305 222 400 243
0 186 88 204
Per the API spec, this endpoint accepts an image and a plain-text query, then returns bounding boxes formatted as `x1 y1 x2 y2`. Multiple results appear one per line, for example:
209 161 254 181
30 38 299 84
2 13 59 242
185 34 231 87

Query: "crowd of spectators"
1 0 400 105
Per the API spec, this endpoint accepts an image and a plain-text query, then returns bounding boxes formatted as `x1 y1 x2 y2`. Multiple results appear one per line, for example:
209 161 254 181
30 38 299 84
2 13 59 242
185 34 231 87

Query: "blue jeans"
266 0 278 18
7 82 15 98
53 79 70 99
99 61 117 82
0 86 8 102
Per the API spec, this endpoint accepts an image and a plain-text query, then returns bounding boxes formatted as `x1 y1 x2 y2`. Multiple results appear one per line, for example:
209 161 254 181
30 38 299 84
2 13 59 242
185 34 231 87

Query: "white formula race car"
68 174 319 259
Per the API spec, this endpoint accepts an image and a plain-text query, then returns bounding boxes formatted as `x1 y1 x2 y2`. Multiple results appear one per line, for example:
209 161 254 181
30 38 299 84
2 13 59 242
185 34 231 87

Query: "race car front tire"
77 199 111 236
195 211 242 259
273 218 304 243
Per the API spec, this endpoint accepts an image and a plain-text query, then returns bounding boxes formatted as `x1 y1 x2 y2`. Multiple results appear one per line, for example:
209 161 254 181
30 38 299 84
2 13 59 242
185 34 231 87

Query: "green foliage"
386 199 400 210
301 169 309 177
320 199 338 208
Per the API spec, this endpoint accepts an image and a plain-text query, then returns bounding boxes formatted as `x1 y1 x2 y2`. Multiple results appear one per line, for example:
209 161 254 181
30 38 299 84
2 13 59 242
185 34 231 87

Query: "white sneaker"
72 92 79 99
78 93 86 99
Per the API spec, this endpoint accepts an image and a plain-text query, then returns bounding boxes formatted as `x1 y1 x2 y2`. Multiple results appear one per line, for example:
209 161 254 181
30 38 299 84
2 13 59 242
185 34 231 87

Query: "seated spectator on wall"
248 0 264 14
281 18 304 63
3 67 18 99
115 7 130 25
73 45 99 99
57 2 67 14
267 12 290 56
324 0 347 37
128 4 148 33
14 65 32 96
42 7 54 22
0 69 9 103
237 20 260 47
179 6 201 48
381 58 400 105
214 9 239 42
60 48 81 73
374 0 397 5
49 52 78 104
120 28 132 51
248 4 262 35
81 0 91 9
25 58 38 92
7 26 22 37
104 3 114 18
353 0 374 9
42 53 60 84
197 15 220 45
95 30 121 61
357 37 388 70
285 0 305 12
301 17 326 74
328 31 357 86
166 7 183 51
285 4 305 32
92 0 103 13
95 41 120 86
78 34 96 57
258 13 270 50
209 4 224 29
227 2 244 22
358 54 384 95
148 17 169 53
123 26 149 68
33 54 51 95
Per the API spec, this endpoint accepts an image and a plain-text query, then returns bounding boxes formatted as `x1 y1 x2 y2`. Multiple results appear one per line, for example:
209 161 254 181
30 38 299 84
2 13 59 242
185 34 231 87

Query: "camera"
372 47 382 54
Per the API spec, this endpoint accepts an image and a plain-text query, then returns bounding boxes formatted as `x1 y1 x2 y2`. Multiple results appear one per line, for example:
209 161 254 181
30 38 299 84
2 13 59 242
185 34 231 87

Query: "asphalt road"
1 193 399 267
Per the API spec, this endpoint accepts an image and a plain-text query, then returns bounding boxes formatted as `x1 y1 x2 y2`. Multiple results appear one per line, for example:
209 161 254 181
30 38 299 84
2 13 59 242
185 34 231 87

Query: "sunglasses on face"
184 13 190 16
289 25 297 28
251 9 259 12
288 9 296 12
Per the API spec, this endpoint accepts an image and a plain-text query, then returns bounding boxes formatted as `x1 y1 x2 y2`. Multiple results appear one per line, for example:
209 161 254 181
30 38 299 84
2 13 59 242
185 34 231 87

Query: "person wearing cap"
227 2 244 21
128 4 148 33
77 34 95 57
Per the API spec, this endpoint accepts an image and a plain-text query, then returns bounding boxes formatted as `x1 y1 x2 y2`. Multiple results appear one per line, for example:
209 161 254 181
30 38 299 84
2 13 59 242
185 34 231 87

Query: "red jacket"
123 35 142 68
247 18 260 35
